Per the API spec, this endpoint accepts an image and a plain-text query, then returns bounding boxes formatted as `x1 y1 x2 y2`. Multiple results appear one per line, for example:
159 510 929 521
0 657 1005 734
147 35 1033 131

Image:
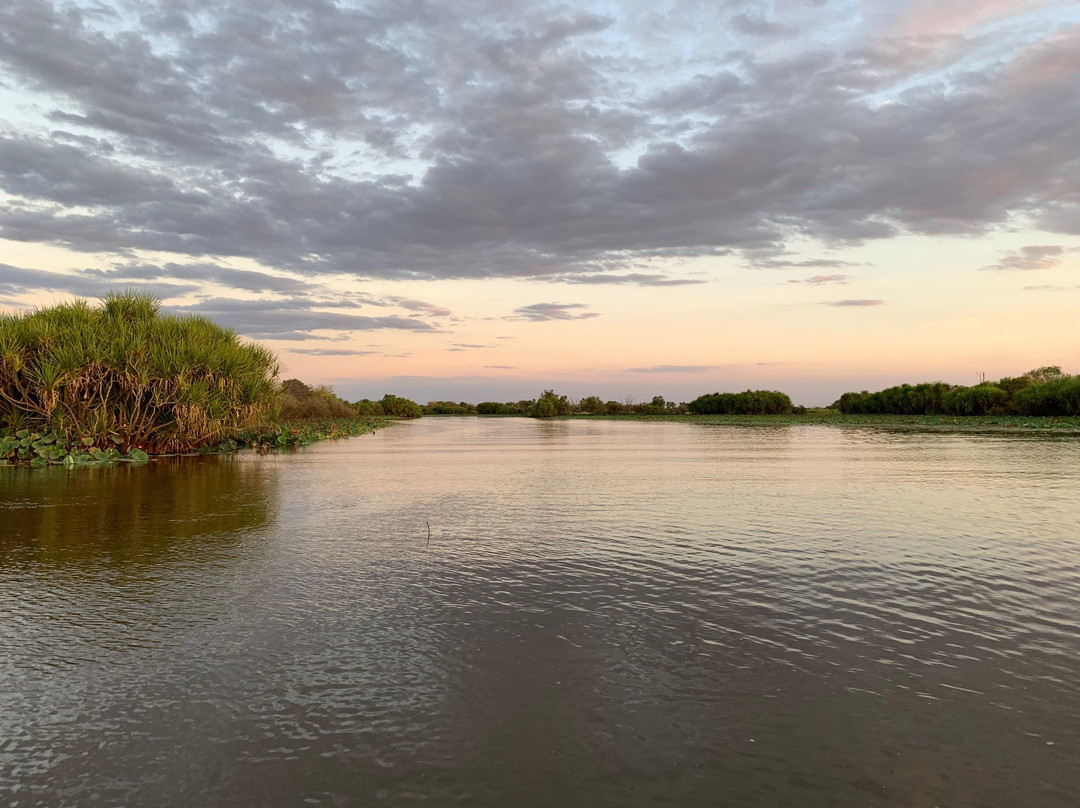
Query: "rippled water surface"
2 419 1079 806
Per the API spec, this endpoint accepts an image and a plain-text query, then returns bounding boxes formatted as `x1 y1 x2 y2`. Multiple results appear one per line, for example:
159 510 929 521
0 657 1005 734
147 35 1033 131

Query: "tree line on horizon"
279 383 800 419
832 366 1080 416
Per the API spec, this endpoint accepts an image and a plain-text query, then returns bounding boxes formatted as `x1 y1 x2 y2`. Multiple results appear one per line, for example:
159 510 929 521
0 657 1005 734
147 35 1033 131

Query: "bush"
687 390 793 415
424 400 475 415
379 394 423 418
529 389 572 418
279 378 356 419
353 399 385 417
1013 376 1080 416
942 383 1009 416
0 292 279 453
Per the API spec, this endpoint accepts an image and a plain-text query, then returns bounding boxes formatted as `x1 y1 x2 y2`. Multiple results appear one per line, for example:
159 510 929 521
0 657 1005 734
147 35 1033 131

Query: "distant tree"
578 395 604 414
529 389 572 418
642 395 667 415
379 394 423 418
424 400 474 415
687 390 793 415
353 399 385 417
1014 375 1080 415
280 379 355 419
1025 366 1063 383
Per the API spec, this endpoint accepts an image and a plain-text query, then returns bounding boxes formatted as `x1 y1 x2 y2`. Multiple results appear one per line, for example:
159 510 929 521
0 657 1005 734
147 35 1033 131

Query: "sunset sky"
1 0 1078 405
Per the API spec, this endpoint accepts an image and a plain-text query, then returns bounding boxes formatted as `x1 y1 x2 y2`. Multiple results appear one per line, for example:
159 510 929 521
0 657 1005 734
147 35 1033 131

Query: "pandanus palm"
0 292 280 453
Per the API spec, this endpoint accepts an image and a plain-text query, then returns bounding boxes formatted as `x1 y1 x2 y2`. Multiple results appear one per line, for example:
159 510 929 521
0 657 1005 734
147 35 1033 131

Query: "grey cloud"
554 273 705 286
753 258 863 270
729 12 798 38
387 297 452 317
0 1 1077 282
512 302 599 321
110 262 313 294
165 297 437 339
484 365 516 369
825 299 884 307
984 245 1066 271
0 261 196 299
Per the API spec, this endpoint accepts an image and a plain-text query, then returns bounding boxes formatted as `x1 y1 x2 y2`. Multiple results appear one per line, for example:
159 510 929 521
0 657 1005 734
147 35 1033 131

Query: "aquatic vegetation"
231 417 389 452
0 292 279 454
0 418 388 466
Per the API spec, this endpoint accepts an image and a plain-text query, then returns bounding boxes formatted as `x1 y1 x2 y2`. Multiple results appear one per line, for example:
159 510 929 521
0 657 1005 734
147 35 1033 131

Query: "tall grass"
0 292 280 453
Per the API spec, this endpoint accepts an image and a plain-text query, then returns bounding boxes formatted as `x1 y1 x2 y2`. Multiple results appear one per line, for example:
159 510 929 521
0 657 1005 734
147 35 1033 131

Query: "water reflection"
1 455 278 565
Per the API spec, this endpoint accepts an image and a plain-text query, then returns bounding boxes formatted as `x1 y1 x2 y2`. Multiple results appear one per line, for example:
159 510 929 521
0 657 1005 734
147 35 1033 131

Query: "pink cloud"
891 0 1055 38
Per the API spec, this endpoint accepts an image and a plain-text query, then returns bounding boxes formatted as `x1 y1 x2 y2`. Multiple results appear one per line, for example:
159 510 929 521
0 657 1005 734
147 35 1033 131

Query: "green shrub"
529 389 572 418
1014 376 1080 416
687 390 793 415
379 394 423 418
279 378 355 419
0 292 278 453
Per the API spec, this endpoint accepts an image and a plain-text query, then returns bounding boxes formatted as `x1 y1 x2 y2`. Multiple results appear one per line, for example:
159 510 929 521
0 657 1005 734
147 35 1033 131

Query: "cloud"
788 274 850 285
165 297 438 339
0 0 1076 286
387 297 452 317
554 273 705 286
753 258 864 270
285 348 379 356
109 262 313 294
512 302 599 321
484 365 517 369
628 365 716 373
729 12 798 39
825 299 885 307
984 245 1066 271
0 262 197 299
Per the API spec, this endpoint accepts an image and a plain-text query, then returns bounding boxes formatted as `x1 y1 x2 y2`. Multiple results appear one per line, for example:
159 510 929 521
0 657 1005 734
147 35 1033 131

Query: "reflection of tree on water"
0 456 280 566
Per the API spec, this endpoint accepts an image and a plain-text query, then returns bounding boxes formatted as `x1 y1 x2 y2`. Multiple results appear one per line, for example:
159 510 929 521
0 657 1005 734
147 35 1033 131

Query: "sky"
0 0 1078 406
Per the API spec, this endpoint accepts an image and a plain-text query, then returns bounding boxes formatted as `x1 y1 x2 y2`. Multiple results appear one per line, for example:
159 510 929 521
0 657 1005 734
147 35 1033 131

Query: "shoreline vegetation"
3 294 1078 466
0 294 392 466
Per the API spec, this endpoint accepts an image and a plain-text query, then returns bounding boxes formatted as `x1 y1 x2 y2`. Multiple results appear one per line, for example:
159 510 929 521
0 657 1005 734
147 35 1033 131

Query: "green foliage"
353 399 385 417
0 426 152 466
833 368 1076 417
477 401 523 415
687 390 793 415
1013 376 1080 416
0 292 279 454
279 378 356 419
578 395 604 413
528 389 572 418
942 383 1009 416
834 382 953 415
379 394 423 418
234 418 386 451
424 400 477 415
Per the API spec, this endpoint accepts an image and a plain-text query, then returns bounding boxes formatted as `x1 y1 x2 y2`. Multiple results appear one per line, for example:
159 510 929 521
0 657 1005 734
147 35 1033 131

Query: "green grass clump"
0 292 280 455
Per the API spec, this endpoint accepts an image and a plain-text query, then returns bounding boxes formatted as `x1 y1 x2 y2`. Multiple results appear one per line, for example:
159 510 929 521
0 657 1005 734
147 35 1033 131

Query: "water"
2 418 1079 806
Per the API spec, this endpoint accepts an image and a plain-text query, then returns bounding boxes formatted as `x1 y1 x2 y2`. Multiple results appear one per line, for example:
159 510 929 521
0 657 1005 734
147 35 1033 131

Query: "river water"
1 418 1078 806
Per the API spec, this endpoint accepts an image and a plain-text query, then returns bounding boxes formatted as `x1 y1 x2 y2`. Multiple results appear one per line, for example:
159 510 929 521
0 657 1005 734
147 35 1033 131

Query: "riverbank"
0 417 390 466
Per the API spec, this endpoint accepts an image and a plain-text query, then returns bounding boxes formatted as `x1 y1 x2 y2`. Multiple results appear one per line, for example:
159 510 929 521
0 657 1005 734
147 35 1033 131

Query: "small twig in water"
426 520 431 549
